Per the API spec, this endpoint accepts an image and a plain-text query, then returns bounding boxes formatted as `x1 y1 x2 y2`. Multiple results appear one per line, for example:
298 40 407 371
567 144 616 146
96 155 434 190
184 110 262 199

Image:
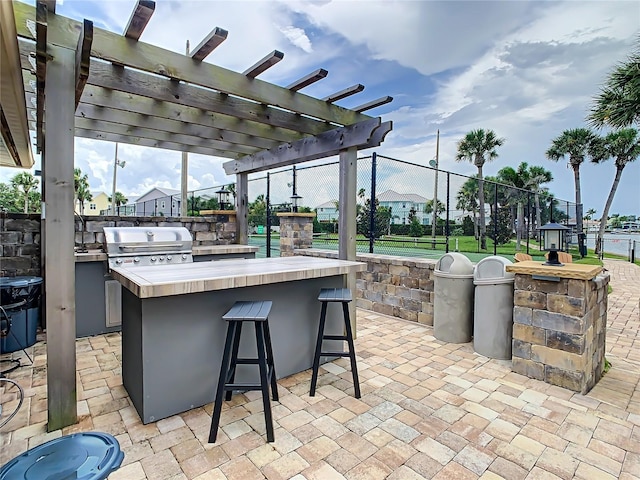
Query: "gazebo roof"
3 0 392 172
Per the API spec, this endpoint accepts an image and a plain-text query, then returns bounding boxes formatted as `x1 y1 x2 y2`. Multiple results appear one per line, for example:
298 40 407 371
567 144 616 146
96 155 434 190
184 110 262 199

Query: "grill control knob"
115 259 122 265
159 256 165 261
151 256 157 262
167 255 173 261
182 254 187 260
134 257 140 263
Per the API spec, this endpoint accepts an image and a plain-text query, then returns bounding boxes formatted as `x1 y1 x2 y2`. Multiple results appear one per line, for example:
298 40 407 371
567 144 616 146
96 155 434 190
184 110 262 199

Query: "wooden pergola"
3 0 392 430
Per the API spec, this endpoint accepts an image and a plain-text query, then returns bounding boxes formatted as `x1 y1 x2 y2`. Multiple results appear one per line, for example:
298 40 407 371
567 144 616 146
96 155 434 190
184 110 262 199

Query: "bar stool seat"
209 300 278 443
310 288 361 398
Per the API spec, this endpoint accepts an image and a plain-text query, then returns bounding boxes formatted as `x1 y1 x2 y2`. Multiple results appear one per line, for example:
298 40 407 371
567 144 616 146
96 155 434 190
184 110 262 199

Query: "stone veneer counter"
111 256 366 298
505 259 609 393
505 261 603 280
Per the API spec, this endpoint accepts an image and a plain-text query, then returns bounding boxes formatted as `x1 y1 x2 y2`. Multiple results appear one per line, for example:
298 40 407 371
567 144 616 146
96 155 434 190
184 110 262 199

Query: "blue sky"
3 0 640 217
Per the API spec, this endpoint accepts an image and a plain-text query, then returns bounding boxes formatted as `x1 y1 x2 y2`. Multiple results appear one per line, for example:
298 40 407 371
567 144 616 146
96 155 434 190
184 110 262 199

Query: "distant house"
134 187 181 216
315 190 431 225
315 200 339 222
75 191 109 216
377 189 430 225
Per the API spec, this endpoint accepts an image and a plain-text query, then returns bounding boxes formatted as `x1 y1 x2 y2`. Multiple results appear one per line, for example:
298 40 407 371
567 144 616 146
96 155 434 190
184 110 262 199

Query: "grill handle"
118 243 187 253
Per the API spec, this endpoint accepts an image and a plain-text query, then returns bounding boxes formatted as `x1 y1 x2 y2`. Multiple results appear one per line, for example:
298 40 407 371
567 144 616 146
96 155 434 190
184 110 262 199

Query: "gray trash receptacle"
434 252 475 343
473 256 515 359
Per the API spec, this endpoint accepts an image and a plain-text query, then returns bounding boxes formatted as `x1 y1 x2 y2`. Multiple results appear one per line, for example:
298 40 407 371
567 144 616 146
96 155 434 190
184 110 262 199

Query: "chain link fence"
105 154 580 259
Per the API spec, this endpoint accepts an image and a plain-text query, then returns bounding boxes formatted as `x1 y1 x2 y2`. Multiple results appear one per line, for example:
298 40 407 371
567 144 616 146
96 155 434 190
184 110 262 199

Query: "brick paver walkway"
603 259 640 365
1 260 640 479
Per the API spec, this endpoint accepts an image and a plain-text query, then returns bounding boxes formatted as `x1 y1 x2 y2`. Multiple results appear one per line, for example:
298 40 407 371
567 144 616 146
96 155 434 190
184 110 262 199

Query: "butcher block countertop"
110 256 366 298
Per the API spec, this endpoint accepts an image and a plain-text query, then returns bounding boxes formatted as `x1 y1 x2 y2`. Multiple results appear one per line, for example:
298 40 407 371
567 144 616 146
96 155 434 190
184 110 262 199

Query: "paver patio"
1 259 639 479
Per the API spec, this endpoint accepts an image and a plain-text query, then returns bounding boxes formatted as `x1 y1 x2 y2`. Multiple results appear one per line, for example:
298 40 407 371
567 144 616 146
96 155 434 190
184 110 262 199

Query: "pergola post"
44 43 77 431
236 173 249 245
339 146 358 334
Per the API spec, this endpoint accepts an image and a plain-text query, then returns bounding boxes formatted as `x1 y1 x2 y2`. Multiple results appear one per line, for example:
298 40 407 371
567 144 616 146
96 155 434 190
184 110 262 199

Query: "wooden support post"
339 147 357 336
44 44 77 431
181 40 189 217
236 173 249 245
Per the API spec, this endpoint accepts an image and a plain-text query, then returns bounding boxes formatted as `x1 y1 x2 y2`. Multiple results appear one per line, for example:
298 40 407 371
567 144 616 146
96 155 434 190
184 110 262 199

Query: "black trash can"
0 276 42 354
578 232 587 257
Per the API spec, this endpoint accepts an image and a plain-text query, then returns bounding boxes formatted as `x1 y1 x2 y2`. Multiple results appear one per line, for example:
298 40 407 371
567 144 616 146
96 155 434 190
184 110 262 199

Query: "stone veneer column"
506 261 609 394
277 212 315 257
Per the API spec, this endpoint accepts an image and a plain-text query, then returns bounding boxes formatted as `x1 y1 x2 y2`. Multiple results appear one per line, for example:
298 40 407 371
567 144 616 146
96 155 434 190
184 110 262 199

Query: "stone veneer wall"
295 249 436 324
75 214 237 250
0 214 41 277
0 213 237 277
511 272 609 394
278 213 315 257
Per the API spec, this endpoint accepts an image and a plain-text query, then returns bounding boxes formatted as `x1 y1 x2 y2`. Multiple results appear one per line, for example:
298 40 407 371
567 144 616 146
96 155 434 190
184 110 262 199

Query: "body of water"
585 232 639 257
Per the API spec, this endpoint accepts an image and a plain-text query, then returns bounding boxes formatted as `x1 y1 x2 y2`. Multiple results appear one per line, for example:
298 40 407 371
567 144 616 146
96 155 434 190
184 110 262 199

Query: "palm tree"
74 168 92 214
455 129 505 249
589 128 640 253
588 40 640 129
456 177 479 239
11 172 39 213
108 192 128 207
546 128 598 236
523 165 553 237
496 165 528 250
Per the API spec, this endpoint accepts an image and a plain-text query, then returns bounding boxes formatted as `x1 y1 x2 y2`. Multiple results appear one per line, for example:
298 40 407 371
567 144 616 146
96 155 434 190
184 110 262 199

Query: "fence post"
266 173 271 258
526 193 531 255
493 182 498 256
369 152 377 253
445 172 450 253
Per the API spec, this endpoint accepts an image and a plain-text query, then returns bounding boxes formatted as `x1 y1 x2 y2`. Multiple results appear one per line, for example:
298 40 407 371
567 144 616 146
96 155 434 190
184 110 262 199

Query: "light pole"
430 129 440 246
111 143 126 214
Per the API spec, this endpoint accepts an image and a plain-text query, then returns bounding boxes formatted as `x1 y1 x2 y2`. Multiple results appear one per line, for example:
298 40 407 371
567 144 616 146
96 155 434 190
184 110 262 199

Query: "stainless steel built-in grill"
103 227 193 268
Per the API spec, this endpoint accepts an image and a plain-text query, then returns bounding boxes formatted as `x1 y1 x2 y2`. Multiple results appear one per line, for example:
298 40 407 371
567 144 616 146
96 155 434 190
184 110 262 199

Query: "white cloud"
279 26 313 53
3 0 639 217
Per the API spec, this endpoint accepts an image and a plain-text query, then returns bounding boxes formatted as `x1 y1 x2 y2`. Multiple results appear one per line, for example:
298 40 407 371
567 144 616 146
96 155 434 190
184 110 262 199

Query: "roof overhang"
1 0 34 168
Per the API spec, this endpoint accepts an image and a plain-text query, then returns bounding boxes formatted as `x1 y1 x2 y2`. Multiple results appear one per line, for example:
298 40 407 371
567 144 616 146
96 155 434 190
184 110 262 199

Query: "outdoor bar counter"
110 256 366 423
73 245 259 338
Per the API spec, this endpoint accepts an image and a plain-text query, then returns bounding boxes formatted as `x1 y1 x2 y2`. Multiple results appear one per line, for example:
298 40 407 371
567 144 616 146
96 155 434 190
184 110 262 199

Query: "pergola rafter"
5 0 394 432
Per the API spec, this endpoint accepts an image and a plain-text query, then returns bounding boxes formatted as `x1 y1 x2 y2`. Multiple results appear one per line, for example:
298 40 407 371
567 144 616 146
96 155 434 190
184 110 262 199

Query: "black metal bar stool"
209 300 278 443
310 288 361 398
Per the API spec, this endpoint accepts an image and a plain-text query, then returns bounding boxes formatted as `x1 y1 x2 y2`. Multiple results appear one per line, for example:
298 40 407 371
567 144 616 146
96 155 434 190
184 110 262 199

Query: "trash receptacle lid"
0 278 30 289
474 256 515 284
0 432 124 480
435 252 474 277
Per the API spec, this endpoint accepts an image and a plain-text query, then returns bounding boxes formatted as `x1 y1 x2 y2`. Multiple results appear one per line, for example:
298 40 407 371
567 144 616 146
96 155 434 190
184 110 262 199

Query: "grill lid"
103 227 193 257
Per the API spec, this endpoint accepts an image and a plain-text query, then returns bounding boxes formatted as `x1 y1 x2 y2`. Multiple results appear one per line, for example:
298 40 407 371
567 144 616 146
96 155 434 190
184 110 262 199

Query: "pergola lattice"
1 0 393 430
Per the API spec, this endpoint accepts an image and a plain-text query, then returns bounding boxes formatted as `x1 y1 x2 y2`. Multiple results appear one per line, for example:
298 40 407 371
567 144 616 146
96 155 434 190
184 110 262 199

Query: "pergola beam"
243 50 284 78
74 117 258 156
84 58 335 135
322 84 364 103
71 102 280 151
190 27 228 61
75 128 242 158
124 0 155 40
14 2 372 126
74 19 92 108
287 68 328 91
354 96 394 113
223 119 393 174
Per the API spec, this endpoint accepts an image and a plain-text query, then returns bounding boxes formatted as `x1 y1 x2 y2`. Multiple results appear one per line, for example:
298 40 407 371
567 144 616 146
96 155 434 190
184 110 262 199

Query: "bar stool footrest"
323 334 347 341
